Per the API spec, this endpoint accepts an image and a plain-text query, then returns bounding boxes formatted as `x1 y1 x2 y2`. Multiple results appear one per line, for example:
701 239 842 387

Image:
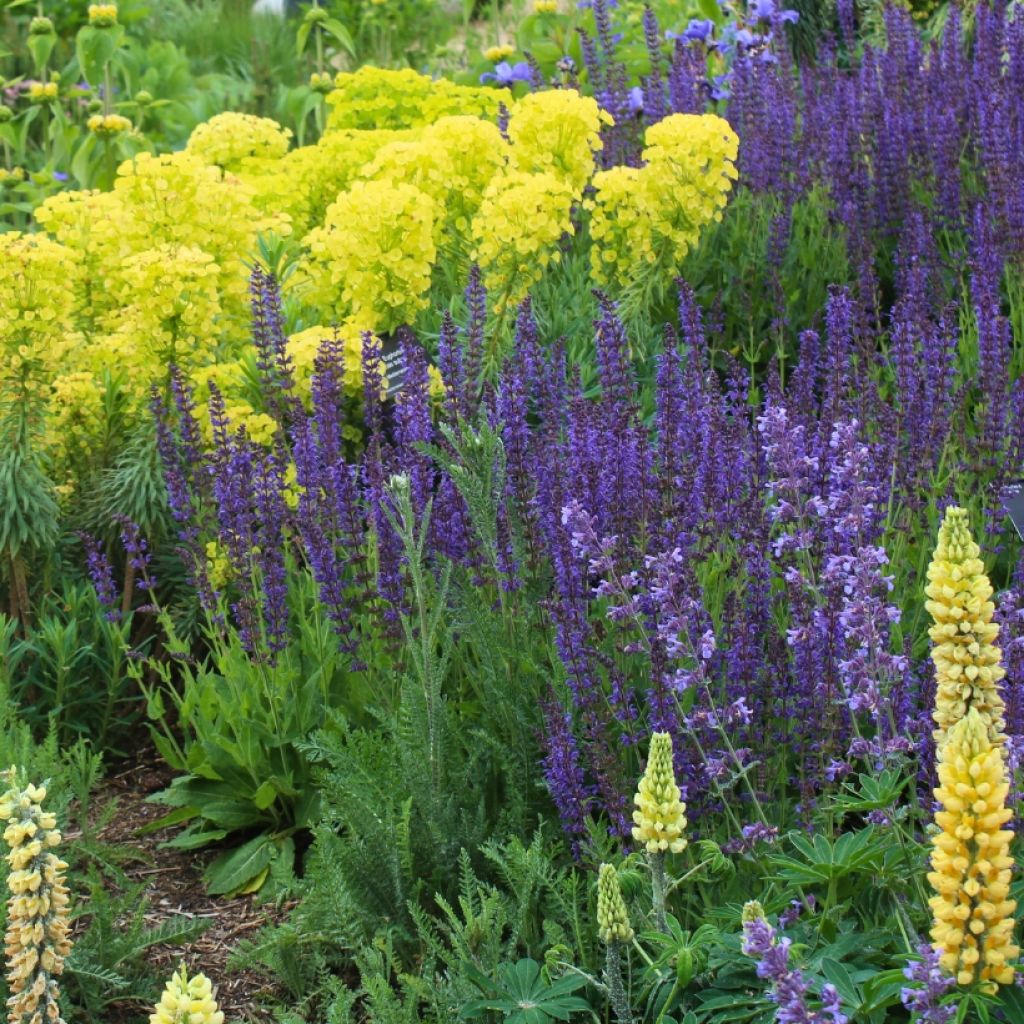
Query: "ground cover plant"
2 0 1024 1022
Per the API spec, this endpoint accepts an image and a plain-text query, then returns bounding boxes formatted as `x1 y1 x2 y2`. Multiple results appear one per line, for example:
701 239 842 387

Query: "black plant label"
379 332 408 399
1003 481 1024 541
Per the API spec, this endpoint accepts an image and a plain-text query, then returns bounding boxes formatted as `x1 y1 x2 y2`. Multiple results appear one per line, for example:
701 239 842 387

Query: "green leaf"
820 958 860 1008
76 24 125 87
135 805 196 836
204 834 275 895
70 132 99 188
162 827 228 850
321 17 355 56
27 33 56 76
252 779 278 810
295 19 313 56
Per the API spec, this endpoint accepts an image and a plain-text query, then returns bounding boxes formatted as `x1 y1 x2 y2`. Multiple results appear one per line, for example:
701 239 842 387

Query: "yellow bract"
326 66 506 131
928 709 1018 991
471 171 576 311
303 179 437 333
186 112 293 172
587 114 739 291
507 89 612 194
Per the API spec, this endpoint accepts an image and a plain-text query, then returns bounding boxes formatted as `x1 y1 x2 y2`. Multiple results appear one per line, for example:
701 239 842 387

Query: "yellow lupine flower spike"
150 965 225 1024
925 506 1006 746
928 709 1018 991
597 864 634 944
632 731 688 854
0 769 73 1024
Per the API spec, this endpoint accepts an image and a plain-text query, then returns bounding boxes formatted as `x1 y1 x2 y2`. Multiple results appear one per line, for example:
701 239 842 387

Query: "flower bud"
597 863 634 944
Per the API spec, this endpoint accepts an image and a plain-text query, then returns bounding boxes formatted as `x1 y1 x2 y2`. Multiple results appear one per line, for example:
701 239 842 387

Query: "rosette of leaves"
460 959 591 1024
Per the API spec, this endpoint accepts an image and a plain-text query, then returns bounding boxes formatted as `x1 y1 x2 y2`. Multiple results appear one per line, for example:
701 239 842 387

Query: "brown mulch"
73 749 295 1023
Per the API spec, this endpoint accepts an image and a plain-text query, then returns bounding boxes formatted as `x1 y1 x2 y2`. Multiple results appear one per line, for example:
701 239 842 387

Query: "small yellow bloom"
926 506 1006 747
597 864 634 944
484 44 515 62
632 731 688 854
928 708 1018 991
28 82 59 102
88 3 119 26
534 0 558 12
87 113 133 137
150 965 225 1024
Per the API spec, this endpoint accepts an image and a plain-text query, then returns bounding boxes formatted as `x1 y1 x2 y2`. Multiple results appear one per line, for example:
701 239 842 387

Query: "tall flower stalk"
927 708 1017 990
925 506 1006 747
0 771 72 1024
631 731 688 933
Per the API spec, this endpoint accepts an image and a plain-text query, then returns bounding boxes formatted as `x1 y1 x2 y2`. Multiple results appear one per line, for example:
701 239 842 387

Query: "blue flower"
678 17 716 43
628 85 644 113
480 61 533 85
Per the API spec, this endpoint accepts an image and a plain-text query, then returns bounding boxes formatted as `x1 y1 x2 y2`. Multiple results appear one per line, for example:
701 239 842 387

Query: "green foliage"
5 584 147 749
461 958 591 1024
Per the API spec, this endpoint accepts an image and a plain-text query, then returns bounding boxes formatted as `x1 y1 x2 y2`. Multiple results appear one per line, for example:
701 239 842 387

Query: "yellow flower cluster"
0 234 81 383
87 113 133 137
484 44 515 61
534 0 558 11
359 117 509 256
108 245 223 372
471 171 575 311
508 89 612 194
27 83 58 103
631 731 688 854
0 772 73 1024
928 708 1018 990
186 112 293 172
925 506 1007 747
87 3 118 26
287 324 365 398
326 67 506 131
303 179 437 333
150 965 224 1024
597 863 634 944
587 114 738 291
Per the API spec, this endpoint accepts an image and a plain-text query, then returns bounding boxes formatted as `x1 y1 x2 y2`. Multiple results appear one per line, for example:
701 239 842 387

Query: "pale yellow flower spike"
631 731 688 854
150 964 225 1024
928 708 1018 991
925 506 1006 747
597 864 634 944
0 771 73 1024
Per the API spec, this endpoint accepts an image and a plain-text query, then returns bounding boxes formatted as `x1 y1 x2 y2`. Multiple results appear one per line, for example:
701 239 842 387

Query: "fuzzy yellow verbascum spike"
631 732 688 855
0 769 73 1024
927 709 1018 991
925 506 1006 746
149 965 225 1024
597 864 634 945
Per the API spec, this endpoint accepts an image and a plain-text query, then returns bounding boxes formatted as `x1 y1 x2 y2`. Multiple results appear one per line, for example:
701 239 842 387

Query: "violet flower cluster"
742 913 848 1023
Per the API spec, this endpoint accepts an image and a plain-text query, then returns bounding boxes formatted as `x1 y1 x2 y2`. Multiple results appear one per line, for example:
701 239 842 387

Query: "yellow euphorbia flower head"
632 731 688 854
926 506 1006 746
597 863 634 944
0 768 73 1024
928 708 1018 991
150 965 225 1024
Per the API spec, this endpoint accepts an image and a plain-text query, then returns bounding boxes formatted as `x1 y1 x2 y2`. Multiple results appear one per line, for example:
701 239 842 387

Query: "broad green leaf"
204 833 274 895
